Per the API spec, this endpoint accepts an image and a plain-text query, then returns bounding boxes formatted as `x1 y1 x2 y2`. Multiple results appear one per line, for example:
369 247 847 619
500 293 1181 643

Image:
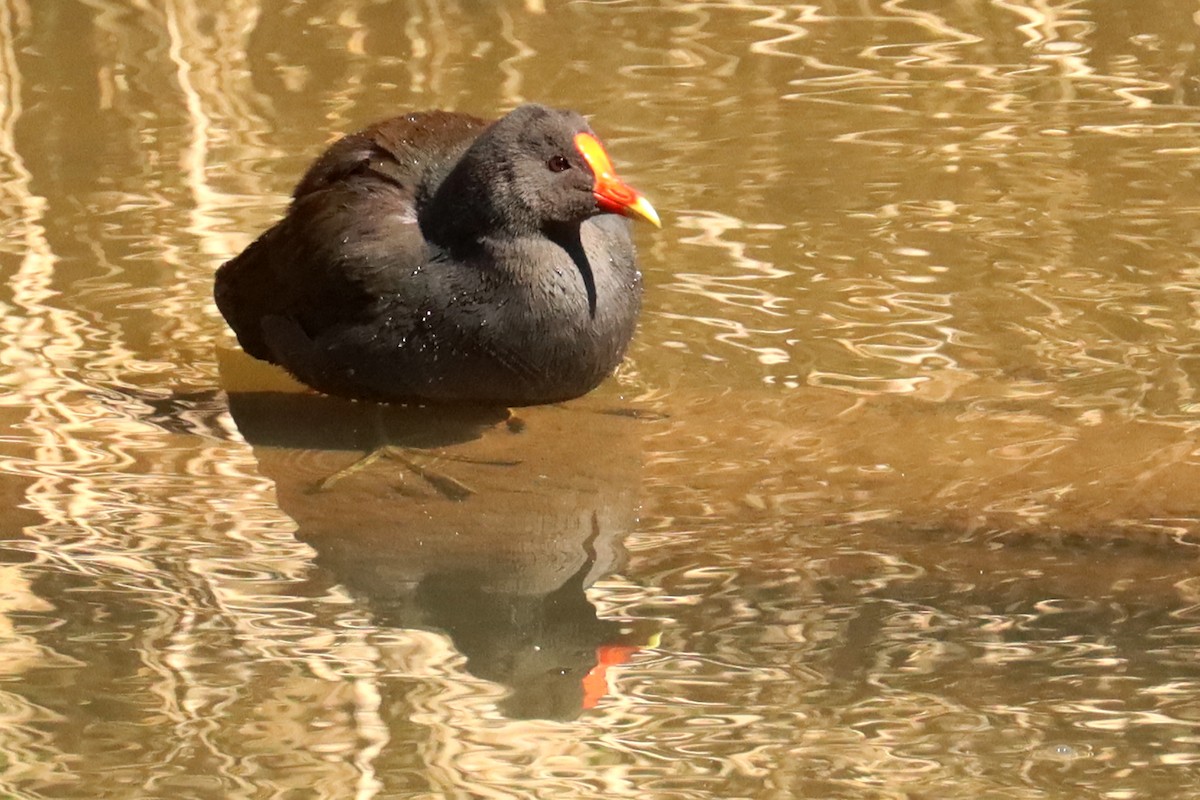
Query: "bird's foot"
315 446 522 501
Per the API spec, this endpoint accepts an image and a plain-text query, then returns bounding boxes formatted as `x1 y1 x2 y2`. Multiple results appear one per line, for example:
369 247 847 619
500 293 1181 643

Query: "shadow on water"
215 351 659 720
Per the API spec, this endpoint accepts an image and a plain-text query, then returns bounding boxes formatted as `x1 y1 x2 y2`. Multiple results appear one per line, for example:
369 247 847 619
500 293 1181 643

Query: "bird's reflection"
219 354 657 719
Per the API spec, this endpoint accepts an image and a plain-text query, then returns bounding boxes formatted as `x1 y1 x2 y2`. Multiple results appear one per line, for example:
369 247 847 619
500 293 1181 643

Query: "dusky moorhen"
215 104 659 406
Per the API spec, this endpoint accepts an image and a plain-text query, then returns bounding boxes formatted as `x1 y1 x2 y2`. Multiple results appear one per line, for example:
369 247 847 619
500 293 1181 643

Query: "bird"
214 103 659 407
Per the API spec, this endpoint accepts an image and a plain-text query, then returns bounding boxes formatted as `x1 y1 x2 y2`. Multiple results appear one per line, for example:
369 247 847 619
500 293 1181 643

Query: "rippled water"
4 1 1200 797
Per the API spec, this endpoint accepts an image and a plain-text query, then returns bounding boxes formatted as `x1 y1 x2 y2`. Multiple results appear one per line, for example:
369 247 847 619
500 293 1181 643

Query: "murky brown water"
4 0 1200 797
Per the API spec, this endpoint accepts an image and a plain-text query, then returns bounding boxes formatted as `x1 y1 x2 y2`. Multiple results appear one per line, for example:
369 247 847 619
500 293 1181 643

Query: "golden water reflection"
3 0 1200 797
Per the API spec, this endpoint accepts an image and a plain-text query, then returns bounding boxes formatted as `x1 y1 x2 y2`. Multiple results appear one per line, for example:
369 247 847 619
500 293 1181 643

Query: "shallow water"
3 0 1200 797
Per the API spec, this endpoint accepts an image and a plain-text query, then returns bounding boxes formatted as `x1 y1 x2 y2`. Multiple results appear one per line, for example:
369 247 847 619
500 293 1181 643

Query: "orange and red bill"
575 132 661 228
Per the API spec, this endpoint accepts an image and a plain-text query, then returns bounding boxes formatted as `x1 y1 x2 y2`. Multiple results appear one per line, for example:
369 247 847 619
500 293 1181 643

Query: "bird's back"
214 111 490 365
292 110 489 201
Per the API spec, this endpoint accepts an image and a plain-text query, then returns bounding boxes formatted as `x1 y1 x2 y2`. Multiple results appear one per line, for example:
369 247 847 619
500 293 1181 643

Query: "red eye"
547 155 571 173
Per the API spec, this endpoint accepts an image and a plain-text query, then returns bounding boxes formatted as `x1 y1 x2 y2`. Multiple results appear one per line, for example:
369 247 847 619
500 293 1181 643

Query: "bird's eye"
547 155 571 173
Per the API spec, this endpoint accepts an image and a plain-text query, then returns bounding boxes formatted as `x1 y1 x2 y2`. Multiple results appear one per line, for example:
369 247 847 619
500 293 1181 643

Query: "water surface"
3 1 1200 797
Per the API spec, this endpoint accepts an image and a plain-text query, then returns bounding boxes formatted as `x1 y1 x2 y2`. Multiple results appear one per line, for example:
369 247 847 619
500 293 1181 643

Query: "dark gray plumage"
215 104 657 405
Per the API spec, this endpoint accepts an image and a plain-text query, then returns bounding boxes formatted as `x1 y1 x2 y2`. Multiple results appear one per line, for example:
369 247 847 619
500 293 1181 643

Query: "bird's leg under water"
315 405 523 499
